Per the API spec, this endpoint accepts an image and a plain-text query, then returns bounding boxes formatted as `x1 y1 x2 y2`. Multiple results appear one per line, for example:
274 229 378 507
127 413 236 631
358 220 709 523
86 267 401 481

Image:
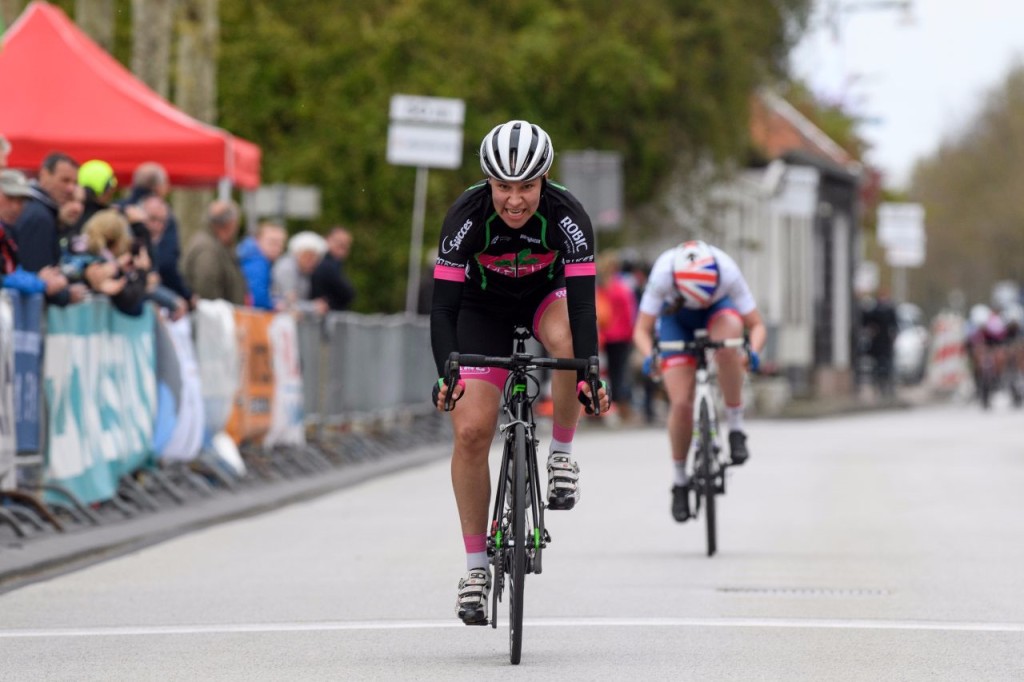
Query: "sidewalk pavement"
0 445 450 593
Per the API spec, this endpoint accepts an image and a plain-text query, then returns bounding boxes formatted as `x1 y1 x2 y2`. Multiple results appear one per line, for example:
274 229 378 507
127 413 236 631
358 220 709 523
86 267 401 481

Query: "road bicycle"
443 327 602 665
657 330 749 557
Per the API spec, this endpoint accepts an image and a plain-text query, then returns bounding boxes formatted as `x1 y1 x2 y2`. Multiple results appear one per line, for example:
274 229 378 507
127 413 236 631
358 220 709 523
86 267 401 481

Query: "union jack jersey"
673 244 720 308
638 244 756 317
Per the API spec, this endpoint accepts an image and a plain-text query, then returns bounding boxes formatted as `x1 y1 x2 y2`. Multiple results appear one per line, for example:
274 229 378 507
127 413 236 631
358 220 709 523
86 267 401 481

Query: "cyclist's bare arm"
633 311 658 358
741 308 767 355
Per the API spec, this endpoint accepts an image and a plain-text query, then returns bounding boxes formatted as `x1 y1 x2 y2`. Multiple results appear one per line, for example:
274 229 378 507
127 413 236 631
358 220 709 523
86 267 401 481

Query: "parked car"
894 303 930 384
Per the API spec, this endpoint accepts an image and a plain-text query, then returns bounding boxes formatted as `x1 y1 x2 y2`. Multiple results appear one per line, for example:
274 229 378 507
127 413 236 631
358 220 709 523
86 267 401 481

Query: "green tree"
909 65 1024 312
218 0 811 311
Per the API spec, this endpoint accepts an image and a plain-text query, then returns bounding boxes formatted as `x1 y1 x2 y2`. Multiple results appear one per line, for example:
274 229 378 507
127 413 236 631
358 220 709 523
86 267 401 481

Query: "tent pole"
217 178 232 201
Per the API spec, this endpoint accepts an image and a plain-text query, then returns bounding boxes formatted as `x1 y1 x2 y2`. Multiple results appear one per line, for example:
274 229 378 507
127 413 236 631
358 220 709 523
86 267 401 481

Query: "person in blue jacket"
237 222 287 310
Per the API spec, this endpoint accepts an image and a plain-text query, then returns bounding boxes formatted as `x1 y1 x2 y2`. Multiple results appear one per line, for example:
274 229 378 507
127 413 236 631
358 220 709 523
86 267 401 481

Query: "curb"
0 445 450 593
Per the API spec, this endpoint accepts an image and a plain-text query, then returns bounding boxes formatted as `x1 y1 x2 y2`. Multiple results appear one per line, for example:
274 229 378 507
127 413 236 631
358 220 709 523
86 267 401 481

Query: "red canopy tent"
0 1 260 189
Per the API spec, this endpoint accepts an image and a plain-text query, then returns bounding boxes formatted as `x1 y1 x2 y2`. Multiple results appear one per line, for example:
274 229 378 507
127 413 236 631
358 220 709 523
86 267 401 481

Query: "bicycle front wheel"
508 422 527 664
698 400 717 557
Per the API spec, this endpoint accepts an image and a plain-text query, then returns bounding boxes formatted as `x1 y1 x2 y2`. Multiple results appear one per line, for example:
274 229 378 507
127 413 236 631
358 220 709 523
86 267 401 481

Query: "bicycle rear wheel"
508 422 527 664
697 400 717 557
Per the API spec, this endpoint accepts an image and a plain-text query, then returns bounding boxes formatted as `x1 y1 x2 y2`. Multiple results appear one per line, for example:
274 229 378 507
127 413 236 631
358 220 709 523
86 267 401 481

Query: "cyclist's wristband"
432 377 465 407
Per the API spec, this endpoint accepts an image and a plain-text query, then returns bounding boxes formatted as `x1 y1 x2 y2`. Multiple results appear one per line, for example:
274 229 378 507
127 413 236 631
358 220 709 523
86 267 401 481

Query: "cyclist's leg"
535 291 578 435
534 290 583 509
450 380 500 625
658 307 701 466
662 361 698 463
662 359 697 521
708 304 749 463
450 380 502 543
451 298 514 623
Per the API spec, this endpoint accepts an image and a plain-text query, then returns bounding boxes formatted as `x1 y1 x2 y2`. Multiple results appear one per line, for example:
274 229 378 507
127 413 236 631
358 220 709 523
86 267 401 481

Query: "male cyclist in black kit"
430 120 609 625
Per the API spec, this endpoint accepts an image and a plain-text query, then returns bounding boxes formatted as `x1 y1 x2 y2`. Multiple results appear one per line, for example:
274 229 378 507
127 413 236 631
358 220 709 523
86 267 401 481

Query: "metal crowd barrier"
0 299 447 546
301 312 435 428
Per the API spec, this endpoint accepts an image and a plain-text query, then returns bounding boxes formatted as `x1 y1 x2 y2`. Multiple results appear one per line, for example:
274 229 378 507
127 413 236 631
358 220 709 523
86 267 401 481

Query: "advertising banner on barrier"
225 308 274 444
9 290 43 453
152 314 181 456
0 294 15 489
265 313 305 448
194 300 240 440
160 315 204 461
44 300 156 505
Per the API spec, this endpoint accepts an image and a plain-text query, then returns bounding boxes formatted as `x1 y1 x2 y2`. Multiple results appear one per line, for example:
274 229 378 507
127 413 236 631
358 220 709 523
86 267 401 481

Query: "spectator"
860 289 900 398
75 159 119 231
272 230 327 314
57 184 86 255
13 152 85 305
237 221 287 310
117 161 192 303
139 195 188 319
0 169 67 295
78 209 150 316
310 225 356 311
181 199 248 305
596 249 638 423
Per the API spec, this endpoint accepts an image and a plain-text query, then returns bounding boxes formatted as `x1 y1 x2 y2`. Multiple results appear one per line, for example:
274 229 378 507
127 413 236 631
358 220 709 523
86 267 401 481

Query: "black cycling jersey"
429 178 598 378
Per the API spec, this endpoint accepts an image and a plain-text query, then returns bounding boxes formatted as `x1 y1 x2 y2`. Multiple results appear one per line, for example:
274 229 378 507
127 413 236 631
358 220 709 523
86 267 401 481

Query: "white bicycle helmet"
479 120 553 182
672 240 720 309
969 304 992 329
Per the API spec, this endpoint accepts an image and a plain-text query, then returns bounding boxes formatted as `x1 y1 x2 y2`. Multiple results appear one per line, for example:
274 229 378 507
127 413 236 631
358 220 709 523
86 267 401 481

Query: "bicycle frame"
657 329 747 556
443 328 600 664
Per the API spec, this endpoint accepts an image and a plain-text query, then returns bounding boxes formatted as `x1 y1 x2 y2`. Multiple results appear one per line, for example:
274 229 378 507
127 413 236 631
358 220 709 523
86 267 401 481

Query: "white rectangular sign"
389 94 465 126
387 123 464 169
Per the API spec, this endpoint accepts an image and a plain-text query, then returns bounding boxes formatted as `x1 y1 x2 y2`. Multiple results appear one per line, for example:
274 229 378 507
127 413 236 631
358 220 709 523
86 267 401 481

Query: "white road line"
2 616 1024 638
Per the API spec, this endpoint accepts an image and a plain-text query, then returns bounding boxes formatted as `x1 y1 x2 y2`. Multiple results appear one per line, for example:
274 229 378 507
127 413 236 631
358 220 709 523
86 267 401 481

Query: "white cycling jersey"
638 244 757 317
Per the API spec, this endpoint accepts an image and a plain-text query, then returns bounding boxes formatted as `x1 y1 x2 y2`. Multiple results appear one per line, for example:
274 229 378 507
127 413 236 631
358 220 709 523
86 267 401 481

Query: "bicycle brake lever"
587 356 602 416
443 353 461 412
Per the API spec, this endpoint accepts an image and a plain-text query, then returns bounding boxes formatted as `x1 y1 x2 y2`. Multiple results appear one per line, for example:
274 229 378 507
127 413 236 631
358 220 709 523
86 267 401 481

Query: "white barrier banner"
0 294 16 490
265 313 305 448
161 315 205 461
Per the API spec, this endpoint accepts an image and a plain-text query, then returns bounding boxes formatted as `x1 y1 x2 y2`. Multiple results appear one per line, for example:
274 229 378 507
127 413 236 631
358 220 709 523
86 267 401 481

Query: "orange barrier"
225 308 275 444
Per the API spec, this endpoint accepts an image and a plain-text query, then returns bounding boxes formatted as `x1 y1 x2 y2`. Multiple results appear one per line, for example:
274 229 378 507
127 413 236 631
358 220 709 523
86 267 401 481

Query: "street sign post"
877 202 926 302
558 150 623 231
387 94 465 315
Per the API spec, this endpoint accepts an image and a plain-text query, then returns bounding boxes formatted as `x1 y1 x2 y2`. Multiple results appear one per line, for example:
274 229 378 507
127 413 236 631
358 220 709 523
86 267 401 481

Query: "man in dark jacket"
116 161 193 304
310 225 356 311
14 152 85 305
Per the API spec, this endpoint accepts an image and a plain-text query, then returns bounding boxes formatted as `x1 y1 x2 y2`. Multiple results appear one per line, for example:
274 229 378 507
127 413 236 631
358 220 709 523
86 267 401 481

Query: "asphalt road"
0 401 1022 681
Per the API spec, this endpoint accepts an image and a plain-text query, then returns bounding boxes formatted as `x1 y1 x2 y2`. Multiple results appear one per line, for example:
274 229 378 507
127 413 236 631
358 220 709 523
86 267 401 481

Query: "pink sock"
463 533 487 554
551 423 576 454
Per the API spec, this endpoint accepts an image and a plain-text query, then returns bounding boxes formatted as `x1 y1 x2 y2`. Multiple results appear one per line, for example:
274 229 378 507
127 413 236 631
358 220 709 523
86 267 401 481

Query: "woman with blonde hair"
79 208 150 315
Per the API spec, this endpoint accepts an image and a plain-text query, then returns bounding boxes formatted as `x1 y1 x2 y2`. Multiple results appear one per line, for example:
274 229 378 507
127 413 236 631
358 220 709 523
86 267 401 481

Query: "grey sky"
792 0 1024 190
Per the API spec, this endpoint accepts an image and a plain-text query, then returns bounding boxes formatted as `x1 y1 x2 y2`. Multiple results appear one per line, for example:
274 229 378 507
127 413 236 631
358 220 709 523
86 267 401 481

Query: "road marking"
2 616 1024 638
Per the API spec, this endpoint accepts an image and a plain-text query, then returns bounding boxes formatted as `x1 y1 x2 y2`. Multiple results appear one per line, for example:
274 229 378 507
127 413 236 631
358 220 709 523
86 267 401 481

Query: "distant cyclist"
632 240 766 522
966 303 1009 403
429 120 609 625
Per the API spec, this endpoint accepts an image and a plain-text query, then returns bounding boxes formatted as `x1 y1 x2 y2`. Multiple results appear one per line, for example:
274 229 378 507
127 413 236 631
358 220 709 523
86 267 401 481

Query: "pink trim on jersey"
434 264 466 282
463 533 487 553
461 366 510 390
565 262 596 277
532 288 567 341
